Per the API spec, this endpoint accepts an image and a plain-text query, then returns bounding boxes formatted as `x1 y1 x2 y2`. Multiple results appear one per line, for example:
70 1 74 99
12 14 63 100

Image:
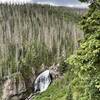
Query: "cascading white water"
34 70 52 93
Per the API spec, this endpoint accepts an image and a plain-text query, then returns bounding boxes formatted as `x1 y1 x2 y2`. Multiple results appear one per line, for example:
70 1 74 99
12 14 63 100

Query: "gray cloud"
34 0 88 7
0 0 89 8
33 0 81 5
34 0 89 8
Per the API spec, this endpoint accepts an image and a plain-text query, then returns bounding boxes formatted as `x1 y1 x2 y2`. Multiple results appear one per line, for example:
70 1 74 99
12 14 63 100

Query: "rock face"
2 79 15 100
34 70 52 93
2 70 53 100
2 74 27 100
2 64 60 100
49 64 60 79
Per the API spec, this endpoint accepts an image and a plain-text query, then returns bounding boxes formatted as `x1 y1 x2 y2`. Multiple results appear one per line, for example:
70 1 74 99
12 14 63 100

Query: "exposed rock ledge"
2 64 60 100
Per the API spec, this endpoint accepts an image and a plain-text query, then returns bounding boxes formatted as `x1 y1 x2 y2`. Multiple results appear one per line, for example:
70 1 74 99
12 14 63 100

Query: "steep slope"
0 4 86 99
67 0 100 99
0 4 84 78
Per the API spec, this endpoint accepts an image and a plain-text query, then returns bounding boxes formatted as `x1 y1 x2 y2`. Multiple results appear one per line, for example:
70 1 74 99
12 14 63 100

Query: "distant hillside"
0 4 85 76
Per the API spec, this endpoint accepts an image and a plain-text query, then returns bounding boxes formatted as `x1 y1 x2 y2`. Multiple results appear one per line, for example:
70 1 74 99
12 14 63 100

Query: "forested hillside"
32 0 100 100
0 4 84 77
0 3 87 100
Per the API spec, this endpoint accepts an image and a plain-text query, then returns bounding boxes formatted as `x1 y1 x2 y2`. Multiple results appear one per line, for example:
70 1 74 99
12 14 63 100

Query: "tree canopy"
67 0 100 99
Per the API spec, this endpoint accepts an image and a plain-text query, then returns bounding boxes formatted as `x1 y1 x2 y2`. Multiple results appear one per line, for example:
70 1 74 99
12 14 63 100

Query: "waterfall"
34 70 52 93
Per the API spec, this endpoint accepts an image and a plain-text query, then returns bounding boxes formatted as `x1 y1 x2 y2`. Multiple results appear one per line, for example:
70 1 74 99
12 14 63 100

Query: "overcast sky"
0 0 89 8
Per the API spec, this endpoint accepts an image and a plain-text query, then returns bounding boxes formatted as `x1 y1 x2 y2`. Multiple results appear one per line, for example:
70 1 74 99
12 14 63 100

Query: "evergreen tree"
67 0 100 99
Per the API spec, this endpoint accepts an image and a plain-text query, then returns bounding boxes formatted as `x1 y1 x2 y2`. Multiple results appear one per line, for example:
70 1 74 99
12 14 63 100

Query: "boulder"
2 73 27 100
